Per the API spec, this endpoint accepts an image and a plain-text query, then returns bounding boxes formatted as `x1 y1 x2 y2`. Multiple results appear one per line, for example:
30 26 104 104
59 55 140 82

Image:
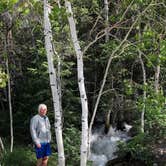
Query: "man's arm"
47 117 52 142
30 117 40 146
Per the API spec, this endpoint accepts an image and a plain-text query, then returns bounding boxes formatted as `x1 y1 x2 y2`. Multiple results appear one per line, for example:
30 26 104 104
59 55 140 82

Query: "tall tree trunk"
6 57 13 152
1 11 14 152
154 42 160 94
65 1 89 166
56 0 63 125
6 31 14 153
43 0 65 165
139 51 146 133
57 52 63 122
104 0 109 42
138 22 146 133
154 0 160 95
154 63 160 94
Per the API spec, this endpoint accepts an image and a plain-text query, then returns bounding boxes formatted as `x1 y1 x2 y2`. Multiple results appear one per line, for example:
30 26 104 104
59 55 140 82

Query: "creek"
88 123 132 166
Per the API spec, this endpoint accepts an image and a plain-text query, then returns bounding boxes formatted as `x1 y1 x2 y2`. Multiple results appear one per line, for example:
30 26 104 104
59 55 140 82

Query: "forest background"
0 0 166 165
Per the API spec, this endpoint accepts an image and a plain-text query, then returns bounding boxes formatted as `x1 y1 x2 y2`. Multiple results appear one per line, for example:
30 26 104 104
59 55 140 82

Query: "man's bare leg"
42 156 49 166
37 158 43 166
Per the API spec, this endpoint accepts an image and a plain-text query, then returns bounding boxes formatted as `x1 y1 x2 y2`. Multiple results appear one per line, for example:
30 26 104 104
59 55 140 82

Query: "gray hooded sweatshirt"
30 114 51 144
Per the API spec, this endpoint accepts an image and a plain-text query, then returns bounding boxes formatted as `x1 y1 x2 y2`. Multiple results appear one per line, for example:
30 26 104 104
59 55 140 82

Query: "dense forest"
0 0 165 166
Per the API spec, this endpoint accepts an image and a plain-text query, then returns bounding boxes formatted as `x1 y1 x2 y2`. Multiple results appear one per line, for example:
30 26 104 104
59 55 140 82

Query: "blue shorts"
35 143 51 159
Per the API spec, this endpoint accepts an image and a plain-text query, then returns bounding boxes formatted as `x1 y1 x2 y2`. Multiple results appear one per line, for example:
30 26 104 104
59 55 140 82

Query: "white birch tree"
2 11 14 152
154 62 160 94
43 0 65 165
6 58 13 152
65 1 89 166
104 0 109 42
55 0 63 123
138 51 146 133
154 42 160 94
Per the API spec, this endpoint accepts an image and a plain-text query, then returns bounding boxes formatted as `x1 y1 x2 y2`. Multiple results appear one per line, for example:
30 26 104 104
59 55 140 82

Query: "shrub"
1 147 36 166
63 126 81 166
1 146 58 166
118 133 153 165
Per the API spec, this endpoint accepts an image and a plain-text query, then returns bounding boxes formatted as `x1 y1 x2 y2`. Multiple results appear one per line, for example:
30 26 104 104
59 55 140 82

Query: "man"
30 104 52 166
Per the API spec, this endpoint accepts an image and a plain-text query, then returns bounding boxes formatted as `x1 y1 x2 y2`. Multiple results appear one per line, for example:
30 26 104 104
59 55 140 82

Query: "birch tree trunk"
104 0 109 42
43 0 65 165
57 51 63 122
6 57 13 152
154 48 160 94
5 31 13 153
57 0 61 8
139 51 146 133
56 0 63 123
65 1 89 166
0 137 5 152
138 22 146 133
154 2 160 95
1 11 14 153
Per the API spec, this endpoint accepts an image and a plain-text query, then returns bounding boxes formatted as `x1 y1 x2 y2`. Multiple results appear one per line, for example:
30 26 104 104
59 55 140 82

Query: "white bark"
154 56 160 94
154 11 162 92
65 1 89 166
57 0 61 8
6 58 13 152
104 0 109 41
4 29 13 152
43 0 65 165
138 22 146 133
2 10 14 153
0 137 5 152
56 0 63 121
57 53 63 120
139 51 146 133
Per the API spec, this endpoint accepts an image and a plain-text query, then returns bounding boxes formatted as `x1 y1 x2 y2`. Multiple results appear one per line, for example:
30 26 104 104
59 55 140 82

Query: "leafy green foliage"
124 79 134 96
0 0 18 12
63 126 81 166
140 87 166 138
118 133 153 165
0 146 58 166
0 0 165 165
160 39 166 64
0 68 7 88
1 147 36 166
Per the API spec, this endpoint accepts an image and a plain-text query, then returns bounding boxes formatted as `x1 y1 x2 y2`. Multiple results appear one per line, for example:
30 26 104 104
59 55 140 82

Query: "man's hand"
36 143 41 148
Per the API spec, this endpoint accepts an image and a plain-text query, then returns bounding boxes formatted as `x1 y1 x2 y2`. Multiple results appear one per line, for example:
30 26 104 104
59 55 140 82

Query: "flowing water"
88 124 132 166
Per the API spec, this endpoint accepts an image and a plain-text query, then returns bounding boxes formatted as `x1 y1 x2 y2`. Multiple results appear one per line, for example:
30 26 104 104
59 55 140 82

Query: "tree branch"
89 1 153 139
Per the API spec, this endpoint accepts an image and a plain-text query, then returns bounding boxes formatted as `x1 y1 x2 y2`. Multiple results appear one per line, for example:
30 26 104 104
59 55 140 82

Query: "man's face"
39 107 47 116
